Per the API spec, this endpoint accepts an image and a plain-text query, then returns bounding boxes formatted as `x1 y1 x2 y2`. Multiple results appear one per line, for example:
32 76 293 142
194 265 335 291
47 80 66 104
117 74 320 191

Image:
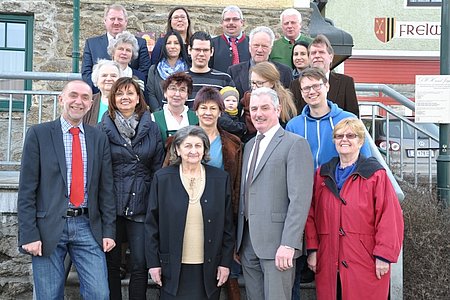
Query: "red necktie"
69 127 84 207
230 37 240 65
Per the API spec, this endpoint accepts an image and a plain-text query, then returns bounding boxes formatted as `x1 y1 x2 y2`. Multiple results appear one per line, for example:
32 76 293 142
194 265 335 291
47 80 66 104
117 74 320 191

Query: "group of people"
17 3 405 300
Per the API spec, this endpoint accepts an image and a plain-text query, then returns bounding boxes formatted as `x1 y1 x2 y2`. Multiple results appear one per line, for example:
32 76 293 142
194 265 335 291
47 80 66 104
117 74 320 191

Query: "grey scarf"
114 111 139 145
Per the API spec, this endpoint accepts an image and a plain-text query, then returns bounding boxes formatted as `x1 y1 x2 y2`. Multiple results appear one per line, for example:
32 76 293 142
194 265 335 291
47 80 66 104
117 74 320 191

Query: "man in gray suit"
236 87 314 299
17 80 116 299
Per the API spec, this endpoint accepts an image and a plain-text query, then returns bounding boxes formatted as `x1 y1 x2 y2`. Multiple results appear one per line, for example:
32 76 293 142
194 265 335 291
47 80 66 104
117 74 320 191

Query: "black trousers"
160 264 220 300
107 216 148 300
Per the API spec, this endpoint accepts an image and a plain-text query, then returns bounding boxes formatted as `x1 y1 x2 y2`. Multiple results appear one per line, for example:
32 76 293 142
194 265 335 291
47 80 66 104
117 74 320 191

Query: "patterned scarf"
114 111 139 145
157 58 188 80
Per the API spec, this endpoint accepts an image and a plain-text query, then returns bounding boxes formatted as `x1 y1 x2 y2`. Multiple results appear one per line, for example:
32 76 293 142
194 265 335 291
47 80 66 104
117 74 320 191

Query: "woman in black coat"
99 77 165 300
145 125 234 300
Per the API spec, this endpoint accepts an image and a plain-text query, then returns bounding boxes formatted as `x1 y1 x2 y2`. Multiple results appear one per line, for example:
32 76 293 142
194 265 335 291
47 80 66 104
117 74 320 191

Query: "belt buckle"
73 208 80 217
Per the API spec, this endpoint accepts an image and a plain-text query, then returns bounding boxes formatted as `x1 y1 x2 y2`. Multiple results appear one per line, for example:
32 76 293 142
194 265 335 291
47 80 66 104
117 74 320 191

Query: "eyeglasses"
223 17 241 23
172 15 187 21
251 80 269 88
300 83 324 93
333 133 359 140
191 48 211 53
167 85 188 94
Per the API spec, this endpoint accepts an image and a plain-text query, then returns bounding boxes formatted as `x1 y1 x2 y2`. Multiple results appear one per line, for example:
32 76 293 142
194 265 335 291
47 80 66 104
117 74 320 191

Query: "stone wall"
0 0 312 92
0 214 33 300
0 1 312 298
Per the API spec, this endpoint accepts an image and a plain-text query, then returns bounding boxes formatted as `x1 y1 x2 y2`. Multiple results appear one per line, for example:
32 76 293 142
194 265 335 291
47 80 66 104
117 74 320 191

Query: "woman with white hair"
108 31 146 83
83 59 121 125
108 31 149 104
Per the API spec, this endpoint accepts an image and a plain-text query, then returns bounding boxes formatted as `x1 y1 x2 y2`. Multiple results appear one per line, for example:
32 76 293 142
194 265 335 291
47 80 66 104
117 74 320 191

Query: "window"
0 14 33 110
407 0 441 6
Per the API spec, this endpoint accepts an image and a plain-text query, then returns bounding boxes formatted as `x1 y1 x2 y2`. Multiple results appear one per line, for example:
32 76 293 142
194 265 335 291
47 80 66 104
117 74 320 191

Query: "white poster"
415 75 450 123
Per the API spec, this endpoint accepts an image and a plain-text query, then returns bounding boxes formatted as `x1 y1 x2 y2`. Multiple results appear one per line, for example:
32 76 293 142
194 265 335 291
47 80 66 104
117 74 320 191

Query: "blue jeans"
32 215 109 300
106 216 148 300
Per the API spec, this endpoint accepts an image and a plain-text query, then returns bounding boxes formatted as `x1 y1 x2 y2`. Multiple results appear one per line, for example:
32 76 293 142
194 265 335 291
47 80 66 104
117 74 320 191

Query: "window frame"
0 14 34 111
406 0 442 7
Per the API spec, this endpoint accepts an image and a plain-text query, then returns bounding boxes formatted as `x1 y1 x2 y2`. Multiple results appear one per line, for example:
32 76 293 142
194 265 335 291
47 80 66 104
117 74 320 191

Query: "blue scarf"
156 58 188 80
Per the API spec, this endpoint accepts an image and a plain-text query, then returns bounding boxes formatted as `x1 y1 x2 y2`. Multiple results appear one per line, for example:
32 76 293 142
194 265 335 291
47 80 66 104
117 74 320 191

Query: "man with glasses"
286 67 370 170
290 34 359 116
81 4 151 93
286 67 370 300
185 31 235 108
269 8 313 68
210 6 251 73
228 26 292 100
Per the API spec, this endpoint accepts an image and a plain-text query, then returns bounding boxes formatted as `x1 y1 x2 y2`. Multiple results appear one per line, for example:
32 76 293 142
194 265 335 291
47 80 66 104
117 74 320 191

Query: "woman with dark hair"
291 40 310 79
146 125 234 300
150 6 193 65
164 86 242 228
146 30 189 112
193 87 243 297
151 72 198 146
99 77 164 300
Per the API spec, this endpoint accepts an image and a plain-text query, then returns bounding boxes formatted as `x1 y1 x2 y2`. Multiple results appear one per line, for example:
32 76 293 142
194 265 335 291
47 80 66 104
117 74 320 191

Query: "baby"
219 86 246 138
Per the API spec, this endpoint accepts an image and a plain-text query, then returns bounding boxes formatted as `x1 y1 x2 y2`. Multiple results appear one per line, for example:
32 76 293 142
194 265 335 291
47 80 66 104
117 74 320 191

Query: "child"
219 86 246 138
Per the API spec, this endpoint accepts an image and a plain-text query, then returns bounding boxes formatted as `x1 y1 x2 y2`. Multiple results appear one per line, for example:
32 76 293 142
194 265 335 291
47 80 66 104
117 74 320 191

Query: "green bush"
401 183 450 300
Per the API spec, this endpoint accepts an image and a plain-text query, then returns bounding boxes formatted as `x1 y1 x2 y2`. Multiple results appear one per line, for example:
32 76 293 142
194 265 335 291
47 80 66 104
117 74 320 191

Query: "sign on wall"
375 17 440 43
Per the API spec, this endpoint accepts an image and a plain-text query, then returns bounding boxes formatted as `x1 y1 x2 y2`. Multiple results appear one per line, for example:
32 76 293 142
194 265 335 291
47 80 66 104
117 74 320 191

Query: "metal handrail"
359 101 438 188
0 71 81 81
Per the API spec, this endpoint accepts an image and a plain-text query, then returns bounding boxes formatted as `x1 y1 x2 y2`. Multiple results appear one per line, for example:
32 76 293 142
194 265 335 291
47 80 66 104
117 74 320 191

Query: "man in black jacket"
228 26 292 99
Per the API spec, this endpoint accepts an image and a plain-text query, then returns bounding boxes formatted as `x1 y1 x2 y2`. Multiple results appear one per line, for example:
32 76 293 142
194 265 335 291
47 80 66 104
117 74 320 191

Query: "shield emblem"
375 17 396 43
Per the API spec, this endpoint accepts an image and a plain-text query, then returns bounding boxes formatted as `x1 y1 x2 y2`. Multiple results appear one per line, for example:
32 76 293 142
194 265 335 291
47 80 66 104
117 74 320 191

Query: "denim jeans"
32 215 109 300
107 216 148 300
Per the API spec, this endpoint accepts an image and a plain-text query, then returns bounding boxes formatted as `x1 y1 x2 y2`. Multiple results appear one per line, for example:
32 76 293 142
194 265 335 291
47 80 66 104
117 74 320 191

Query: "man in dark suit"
81 4 151 93
236 87 314 299
210 5 250 73
228 26 293 99
17 80 116 299
289 34 359 116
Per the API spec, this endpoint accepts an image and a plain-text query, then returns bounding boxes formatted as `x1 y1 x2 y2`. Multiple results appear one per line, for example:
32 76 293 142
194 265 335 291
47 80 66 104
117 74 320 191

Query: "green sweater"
269 35 313 68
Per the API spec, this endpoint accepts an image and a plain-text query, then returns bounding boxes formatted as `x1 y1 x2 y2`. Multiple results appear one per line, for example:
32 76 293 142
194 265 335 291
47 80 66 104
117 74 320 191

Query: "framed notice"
415 75 450 123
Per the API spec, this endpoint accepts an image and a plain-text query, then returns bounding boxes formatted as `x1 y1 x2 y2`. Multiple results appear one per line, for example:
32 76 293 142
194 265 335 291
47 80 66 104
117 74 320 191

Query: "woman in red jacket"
306 118 404 300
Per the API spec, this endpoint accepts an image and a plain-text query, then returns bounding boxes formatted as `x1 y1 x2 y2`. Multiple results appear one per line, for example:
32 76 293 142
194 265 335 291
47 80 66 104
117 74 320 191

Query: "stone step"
65 270 316 299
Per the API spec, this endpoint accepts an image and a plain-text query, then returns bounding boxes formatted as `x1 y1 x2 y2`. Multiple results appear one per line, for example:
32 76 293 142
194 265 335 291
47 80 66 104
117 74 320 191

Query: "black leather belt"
66 207 88 217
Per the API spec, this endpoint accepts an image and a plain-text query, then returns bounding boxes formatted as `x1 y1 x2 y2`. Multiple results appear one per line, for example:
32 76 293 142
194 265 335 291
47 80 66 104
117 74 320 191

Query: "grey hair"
280 8 302 24
251 87 280 108
222 5 244 20
249 26 275 47
91 59 122 87
169 126 211 165
107 31 139 60
104 4 128 20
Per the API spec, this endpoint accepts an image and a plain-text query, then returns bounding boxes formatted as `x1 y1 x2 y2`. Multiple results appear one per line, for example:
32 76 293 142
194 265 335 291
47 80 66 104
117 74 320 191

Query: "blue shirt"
207 135 224 169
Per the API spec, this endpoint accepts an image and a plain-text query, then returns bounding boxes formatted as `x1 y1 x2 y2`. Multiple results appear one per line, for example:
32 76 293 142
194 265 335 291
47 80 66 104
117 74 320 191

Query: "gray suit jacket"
236 127 314 259
17 119 116 257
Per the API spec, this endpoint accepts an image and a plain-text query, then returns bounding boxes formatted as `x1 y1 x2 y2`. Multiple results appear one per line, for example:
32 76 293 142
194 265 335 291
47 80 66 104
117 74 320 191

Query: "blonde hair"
250 61 297 122
333 118 366 142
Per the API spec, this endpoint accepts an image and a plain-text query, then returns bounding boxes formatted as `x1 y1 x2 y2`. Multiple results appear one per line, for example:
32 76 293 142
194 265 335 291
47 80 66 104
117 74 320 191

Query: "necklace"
180 165 205 204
